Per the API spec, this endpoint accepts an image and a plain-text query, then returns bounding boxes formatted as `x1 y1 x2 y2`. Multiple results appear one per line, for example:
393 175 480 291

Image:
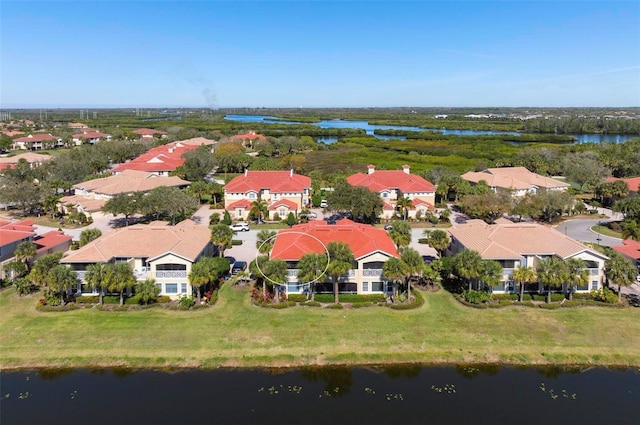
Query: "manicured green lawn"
1 285 639 370
592 224 623 239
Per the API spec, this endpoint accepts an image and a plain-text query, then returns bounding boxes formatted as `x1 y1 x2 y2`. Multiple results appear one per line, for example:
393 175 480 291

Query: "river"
224 114 639 144
2 366 639 424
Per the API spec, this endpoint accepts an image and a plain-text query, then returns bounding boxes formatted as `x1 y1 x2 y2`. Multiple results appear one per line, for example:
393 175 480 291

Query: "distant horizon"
2 1 638 109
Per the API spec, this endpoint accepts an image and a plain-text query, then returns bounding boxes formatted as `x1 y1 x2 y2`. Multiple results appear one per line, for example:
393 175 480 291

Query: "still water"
225 114 638 144
2 366 639 425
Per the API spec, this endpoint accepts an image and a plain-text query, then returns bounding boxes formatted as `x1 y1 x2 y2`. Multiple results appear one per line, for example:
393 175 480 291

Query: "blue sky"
1 1 639 108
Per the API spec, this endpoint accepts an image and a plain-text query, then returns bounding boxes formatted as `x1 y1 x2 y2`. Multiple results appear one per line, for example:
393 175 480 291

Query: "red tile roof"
611 239 640 261
14 134 57 143
231 131 266 141
111 138 215 174
606 177 640 193
271 219 399 261
131 128 168 136
268 199 298 210
0 220 36 247
72 131 108 139
34 230 72 254
224 170 311 194
412 198 435 209
347 166 435 193
226 199 251 209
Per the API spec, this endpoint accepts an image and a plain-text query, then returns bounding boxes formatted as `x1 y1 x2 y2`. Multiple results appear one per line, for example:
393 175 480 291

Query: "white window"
166 283 178 294
279 208 286 218
591 281 598 291
382 192 389 198
181 283 187 293
249 193 256 199
363 282 369 292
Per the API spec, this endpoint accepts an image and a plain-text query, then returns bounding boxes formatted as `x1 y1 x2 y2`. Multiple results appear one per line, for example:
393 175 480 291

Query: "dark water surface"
2 366 639 425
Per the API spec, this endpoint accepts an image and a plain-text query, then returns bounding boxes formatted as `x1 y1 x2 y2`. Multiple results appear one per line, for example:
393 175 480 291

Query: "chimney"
367 165 375 175
290 169 294 177
402 164 410 174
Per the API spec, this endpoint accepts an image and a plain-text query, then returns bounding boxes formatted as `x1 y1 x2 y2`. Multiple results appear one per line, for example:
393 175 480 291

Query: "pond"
224 114 639 144
2 365 639 424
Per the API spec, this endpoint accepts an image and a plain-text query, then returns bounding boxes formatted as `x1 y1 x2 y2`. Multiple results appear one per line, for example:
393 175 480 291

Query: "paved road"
556 218 622 247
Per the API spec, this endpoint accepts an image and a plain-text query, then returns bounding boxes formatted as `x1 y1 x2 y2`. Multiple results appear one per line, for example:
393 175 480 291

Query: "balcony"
362 269 383 277
74 271 87 280
287 269 299 277
155 270 187 279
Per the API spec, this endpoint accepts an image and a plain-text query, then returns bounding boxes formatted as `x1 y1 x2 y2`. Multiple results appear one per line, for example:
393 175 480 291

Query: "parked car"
307 211 317 219
230 222 250 232
320 200 328 208
231 261 247 275
384 224 393 230
224 256 236 266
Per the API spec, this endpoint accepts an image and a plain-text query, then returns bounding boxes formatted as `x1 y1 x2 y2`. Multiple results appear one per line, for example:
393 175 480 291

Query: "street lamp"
596 234 602 246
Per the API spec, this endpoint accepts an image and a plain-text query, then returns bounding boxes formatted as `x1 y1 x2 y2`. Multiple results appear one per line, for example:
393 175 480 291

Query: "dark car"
231 261 247 275
224 256 236 266
625 293 640 307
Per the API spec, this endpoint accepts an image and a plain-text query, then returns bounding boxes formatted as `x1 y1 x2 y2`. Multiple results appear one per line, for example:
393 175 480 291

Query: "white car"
320 200 328 208
307 211 317 219
230 222 250 232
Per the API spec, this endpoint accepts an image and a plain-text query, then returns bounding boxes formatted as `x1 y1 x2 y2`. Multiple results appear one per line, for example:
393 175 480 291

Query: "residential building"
230 131 266 147
346 165 436 220
60 220 215 299
270 219 399 295
0 152 52 172
611 239 640 275
447 219 607 293
12 134 61 150
68 123 88 129
605 176 640 196
131 128 168 139
58 170 191 217
72 131 111 145
0 219 72 278
111 137 216 176
461 167 570 197
224 169 311 220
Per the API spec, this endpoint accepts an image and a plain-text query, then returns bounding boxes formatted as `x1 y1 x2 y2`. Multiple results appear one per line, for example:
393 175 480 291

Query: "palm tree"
621 220 640 241
479 260 503 292
327 242 354 304
210 224 234 257
388 221 411 251
604 251 637 302
424 229 450 257
262 258 288 303
256 230 277 256
512 265 536 302
135 279 160 305
453 249 483 291
28 252 63 288
395 197 414 221
103 263 135 306
400 247 424 301
189 259 211 304
85 263 106 304
564 258 588 301
382 257 409 302
250 198 268 223
297 253 329 301
47 265 77 305
14 241 37 272
536 257 567 303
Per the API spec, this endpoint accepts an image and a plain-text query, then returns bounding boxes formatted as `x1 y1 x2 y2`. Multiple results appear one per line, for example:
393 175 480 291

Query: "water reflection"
2 365 639 425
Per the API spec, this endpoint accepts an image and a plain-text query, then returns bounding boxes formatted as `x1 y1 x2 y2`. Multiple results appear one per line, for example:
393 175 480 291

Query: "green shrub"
325 303 344 309
561 300 579 308
389 290 425 310
231 239 243 246
590 287 618 304
208 290 219 305
539 303 562 310
264 301 289 309
76 295 100 304
314 294 384 303
157 296 171 304
462 290 491 304
103 296 120 304
523 301 537 308
124 294 142 305
418 238 429 244
550 293 566 302
492 293 519 301
530 294 546 302
13 278 37 296
178 296 195 309
36 303 78 312
352 301 372 308
192 304 208 310
302 301 321 307
287 294 307 303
